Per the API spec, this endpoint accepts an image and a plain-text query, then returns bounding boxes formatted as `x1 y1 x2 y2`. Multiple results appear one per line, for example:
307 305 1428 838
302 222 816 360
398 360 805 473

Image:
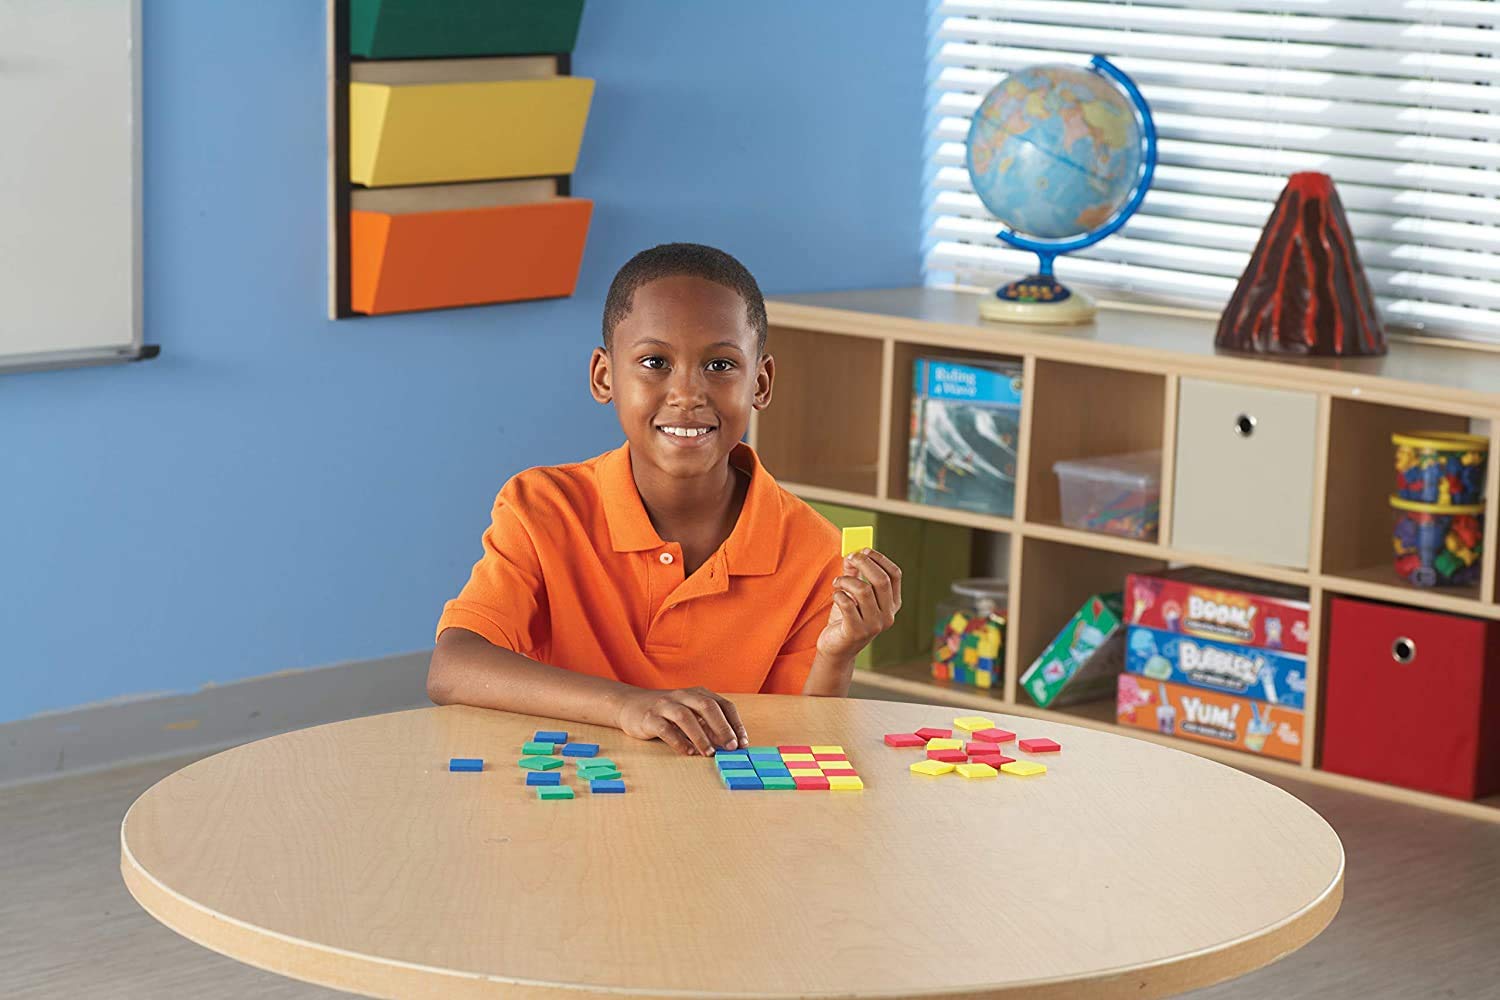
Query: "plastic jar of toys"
931 578 1007 689
1390 495 1483 588
1392 431 1486 507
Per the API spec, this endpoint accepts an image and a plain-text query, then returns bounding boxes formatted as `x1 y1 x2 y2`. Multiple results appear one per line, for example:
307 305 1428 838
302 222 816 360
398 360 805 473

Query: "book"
907 357 1023 517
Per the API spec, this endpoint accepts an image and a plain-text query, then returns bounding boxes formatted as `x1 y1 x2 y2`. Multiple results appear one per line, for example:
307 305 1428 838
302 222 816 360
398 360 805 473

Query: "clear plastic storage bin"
1053 451 1162 540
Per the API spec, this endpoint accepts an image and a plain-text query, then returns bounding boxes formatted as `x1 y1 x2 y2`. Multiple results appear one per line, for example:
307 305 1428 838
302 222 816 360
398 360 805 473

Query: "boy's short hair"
602 243 768 354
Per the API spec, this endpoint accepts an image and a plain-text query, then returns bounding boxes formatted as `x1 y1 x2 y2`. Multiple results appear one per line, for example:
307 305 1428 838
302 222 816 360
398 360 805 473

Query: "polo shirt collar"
599 440 782 576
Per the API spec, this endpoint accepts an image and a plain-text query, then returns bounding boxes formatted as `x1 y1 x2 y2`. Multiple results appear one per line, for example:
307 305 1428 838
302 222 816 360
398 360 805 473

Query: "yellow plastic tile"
910 759 955 776
828 775 864 791
820 761 855 772
925 738 963 751
956 762 998 779
1001 760 1047 777
810 745 844 754
841 526 874 558
954 716 995 732
782 753 816 762
789 768 824 778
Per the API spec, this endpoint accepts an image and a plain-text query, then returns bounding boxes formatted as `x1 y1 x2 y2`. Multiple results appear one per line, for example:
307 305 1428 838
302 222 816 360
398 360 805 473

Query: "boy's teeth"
661 426 712 437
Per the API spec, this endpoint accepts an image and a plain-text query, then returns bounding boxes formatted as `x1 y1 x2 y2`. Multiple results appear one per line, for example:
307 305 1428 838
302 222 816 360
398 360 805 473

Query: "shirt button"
659 552 674 565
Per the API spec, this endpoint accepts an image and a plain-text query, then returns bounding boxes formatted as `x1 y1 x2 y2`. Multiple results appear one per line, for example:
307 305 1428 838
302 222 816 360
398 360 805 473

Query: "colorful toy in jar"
931 580 1007 690
1392 431 1486 507
1390 495 1483 588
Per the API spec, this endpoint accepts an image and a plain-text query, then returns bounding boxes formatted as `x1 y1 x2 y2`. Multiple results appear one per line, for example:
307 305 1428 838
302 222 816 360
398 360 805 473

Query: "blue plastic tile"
449 758 483 772
526 771 562 786
534 730 568 743
561 743 599 757
725 776 763 790
590 779 626 793
753 765 791 777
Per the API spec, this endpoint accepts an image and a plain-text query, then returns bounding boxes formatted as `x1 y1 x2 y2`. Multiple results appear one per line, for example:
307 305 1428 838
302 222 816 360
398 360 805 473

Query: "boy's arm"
428 628 751 755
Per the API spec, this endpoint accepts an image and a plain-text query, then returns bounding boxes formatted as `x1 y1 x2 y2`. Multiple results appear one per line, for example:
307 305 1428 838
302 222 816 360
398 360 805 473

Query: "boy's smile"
591 275 773 481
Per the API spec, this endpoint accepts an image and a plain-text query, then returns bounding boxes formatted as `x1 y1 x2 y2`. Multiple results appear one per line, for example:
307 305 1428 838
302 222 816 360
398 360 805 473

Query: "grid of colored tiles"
715 745 862 791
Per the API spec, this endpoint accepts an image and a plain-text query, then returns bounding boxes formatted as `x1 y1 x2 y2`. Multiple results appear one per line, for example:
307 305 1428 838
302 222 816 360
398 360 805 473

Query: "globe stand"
970 55 1157 330
978 255 1096 325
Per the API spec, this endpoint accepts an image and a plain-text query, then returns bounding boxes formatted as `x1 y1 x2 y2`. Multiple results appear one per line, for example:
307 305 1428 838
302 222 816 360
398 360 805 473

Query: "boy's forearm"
802 649 855 697
428 628 638 729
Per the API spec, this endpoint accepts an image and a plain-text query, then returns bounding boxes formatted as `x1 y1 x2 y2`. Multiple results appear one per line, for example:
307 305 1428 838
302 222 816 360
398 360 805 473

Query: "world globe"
965 55 1156 324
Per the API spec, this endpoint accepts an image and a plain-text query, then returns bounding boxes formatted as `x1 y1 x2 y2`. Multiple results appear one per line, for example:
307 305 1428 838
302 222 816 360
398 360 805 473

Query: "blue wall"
0 1 922 722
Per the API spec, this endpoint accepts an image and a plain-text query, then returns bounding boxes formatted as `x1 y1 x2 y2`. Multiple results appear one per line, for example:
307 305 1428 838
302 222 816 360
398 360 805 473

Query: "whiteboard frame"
1 0 147 375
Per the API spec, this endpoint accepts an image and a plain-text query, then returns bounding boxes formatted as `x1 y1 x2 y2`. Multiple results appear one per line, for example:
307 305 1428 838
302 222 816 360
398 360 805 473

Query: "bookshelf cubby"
752 287 1500 824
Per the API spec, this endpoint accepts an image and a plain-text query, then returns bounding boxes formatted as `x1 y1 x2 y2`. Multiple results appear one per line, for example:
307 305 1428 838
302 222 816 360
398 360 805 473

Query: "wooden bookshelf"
754 286 1500 825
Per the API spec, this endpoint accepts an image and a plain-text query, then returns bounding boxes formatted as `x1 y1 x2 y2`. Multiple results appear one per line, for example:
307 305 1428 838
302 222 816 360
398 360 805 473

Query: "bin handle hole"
1391 637 1416 664
1234 413 1257 438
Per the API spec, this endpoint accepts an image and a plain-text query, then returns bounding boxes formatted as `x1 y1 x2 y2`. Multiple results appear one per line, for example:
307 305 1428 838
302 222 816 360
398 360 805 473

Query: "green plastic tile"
522 741 556 755
581 767 621 781
760 776 796 790
538 785 575 800
519 755 564 771
576 757 615 770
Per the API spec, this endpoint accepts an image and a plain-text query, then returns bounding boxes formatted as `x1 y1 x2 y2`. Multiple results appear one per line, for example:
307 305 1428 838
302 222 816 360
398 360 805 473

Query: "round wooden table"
121 697 1343 999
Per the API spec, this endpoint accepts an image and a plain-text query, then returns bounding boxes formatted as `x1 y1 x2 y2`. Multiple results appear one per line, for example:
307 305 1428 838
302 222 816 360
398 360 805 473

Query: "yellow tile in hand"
910 759 955 776
1001 760 1046 777
841 526 873 558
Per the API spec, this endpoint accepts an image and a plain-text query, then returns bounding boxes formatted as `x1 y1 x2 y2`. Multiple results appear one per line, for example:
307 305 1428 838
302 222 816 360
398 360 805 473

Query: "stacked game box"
1019 593 1125 708
1116 569 1310 762
907 357 1023 518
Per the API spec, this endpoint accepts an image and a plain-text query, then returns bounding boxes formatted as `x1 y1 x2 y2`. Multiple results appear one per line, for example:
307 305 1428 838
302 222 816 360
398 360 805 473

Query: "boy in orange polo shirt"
428 243 902 755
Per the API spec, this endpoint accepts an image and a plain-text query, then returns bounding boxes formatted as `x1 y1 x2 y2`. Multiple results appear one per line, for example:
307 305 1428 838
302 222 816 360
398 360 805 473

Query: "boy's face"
590 275 773 481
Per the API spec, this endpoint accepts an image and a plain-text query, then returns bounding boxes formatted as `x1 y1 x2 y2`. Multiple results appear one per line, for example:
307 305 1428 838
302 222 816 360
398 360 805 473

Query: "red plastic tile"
1019 738 1061 753
927 749 968 763
813 753 848 761
970 752 1014 767
966 741 1002 755
778 745 812 754
974 728 1016 743
884 733 926 747
915 727 953 741
794 775 831 790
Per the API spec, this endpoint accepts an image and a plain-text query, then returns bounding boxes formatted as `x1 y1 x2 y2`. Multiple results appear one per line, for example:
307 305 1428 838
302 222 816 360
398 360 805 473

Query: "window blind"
925 0 1500 341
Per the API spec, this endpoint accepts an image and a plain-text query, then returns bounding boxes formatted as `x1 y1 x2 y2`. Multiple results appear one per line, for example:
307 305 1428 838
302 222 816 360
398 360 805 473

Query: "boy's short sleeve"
435 481 548 655
760 553 842 694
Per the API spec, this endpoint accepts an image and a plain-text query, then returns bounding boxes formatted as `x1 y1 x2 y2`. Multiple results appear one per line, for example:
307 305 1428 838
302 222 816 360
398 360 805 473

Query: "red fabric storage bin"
1322 597 1500 800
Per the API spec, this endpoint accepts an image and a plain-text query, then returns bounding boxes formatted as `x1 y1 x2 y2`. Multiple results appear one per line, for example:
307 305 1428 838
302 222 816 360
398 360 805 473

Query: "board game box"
1125 568 1310 655
1020 593 1125 708
1116 674 1303 762
1125 625 1307 709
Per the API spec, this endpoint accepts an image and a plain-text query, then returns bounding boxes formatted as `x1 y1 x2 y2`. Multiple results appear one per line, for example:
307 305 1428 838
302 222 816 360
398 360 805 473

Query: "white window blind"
925 0 1500 342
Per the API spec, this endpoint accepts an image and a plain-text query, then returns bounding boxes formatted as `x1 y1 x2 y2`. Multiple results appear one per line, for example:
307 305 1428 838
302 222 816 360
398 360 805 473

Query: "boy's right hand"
617 687 750 755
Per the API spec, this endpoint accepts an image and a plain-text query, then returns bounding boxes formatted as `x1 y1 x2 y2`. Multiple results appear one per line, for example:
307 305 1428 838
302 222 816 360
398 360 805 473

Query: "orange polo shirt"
435 441 842 694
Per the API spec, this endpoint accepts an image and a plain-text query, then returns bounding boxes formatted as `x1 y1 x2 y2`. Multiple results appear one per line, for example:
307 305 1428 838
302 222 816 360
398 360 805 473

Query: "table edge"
120 788 1345 1000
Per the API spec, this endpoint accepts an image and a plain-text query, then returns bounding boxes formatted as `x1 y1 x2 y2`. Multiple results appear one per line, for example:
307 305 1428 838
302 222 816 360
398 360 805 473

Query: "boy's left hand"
817 548 902 661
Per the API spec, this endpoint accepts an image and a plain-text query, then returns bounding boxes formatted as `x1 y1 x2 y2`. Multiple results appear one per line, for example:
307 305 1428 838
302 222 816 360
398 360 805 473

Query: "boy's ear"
589 346 612 403
752 353 775 411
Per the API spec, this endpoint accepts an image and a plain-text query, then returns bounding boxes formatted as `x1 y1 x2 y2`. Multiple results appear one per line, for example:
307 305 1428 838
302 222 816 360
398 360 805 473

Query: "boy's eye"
640 356 668 370
706 359 736 373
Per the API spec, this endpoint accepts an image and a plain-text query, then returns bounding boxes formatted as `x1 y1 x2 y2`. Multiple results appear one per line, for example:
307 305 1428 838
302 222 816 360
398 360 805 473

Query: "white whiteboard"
0 0 142 373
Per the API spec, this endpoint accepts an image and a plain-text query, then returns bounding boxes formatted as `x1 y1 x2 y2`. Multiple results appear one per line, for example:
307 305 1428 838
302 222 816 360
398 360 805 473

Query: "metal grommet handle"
1234 413 1257 438
1391 637 1416 664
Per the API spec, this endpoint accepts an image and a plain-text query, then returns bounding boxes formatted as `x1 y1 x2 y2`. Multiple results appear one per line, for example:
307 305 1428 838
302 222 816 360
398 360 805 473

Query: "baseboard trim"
0 650 433 788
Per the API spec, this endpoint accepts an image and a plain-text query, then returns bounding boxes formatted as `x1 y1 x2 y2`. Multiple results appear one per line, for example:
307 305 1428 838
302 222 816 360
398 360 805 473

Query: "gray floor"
3 707 1499 998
